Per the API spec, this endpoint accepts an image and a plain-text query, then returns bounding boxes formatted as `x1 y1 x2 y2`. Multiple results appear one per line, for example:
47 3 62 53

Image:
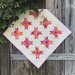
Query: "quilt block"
3 9 71 68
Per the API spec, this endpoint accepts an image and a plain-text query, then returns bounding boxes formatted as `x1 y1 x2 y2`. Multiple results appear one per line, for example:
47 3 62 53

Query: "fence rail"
10 53 75 60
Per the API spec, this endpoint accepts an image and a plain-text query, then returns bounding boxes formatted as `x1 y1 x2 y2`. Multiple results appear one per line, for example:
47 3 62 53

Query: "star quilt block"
3 9 71 68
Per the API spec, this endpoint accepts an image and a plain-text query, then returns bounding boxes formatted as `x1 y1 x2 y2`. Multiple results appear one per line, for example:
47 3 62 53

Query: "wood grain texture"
10 54 75 60
65 0 75 75
0 41 10 75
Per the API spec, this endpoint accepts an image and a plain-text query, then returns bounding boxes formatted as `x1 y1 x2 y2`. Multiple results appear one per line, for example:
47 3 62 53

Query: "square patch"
3 9 71 68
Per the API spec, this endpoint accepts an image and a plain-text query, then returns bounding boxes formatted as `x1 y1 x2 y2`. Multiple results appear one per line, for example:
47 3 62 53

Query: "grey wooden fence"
0 0 75 75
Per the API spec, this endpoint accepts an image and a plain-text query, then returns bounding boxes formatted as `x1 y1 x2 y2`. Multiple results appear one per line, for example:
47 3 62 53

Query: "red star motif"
40 17 51 28
31 28 42 38
41 37 53 48
12 28 23 39
22 38 33 48
50 27 62 38
29 10 37 19
32 47 43 59
21 18 32 29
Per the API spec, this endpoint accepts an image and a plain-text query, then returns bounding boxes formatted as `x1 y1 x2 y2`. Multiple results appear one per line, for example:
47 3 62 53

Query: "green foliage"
0 37 4 44
0 0 44 44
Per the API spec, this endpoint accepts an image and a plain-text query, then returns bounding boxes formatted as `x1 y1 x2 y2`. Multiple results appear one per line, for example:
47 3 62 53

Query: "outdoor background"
0 0 75 75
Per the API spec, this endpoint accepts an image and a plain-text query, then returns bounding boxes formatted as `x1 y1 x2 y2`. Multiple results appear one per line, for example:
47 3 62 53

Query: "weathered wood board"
65 0 75 75
0 41 10 75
